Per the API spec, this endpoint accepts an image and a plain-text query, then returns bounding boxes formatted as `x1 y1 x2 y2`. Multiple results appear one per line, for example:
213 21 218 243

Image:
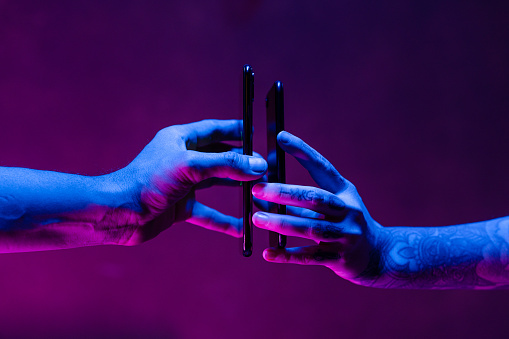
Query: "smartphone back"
266 81 287 248
242 65 254 257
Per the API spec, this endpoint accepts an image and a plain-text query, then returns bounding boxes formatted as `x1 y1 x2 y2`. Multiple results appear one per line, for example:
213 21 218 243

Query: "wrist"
90 170 142 246
351 223 391 288
94 169 140 210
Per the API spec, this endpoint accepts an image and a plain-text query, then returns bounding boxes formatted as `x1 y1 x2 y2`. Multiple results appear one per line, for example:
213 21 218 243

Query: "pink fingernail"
264 249 277 261
251 183 265 197
253 212 269 226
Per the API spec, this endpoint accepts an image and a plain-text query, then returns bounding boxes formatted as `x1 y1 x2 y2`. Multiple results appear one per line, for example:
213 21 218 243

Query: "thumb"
179 151 267 185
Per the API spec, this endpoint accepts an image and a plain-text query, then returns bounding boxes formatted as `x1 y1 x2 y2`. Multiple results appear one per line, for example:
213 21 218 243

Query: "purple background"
1 1 509 338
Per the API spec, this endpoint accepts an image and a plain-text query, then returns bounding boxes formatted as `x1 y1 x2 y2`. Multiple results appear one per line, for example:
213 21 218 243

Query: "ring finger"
252 212 361 242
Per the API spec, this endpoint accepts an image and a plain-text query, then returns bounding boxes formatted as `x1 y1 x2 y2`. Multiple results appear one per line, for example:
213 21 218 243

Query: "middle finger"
252 183 346 217
252 212 361 242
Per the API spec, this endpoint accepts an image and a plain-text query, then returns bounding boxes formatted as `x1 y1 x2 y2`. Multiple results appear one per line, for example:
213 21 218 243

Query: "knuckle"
278 217 290 232
314 149 327 164
155 126 172 141
330 169 345 186
311 222 343 240
324 223 343 239
157 125 174 135
158 125 187 145
167 124 184 137
181 151 197 168
327 195 345 211
309 222 323 238
309 190 325 208
202 119 221 140
312 152 346 190
177 152 204 183
309 147 328 167
223 151 243 169
322 159 346 183
278 185 291 200
320 156 334 172
295 137 305 150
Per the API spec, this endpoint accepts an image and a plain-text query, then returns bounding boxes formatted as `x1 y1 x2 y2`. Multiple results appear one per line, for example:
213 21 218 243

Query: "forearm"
358 218 509 289
0 167 136 252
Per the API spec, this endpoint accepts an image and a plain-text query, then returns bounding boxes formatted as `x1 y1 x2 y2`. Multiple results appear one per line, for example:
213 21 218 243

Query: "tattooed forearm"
356 218 509 289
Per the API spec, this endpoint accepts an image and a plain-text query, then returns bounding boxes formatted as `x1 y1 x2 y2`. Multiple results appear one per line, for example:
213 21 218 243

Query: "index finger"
277 131 347 194
179 119 243 149
187 201 242 238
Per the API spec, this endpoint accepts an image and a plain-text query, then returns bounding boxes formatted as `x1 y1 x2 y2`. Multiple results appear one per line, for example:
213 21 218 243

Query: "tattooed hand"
252 131 380 284
252 131 509 289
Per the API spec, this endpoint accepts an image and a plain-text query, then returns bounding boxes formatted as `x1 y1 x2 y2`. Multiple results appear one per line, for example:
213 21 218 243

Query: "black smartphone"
242 64 254 257
266 81 287 248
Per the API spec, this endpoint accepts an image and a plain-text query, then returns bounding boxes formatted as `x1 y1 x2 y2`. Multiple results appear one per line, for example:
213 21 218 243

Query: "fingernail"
253 212 269 226
251 183 265 197
264 249 277 261
279 131 291 144
248 157 267 173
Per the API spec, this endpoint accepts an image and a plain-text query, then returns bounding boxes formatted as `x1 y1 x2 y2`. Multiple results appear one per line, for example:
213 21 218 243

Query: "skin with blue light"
252 131 509 289
2 119 509 289
0 120 267 252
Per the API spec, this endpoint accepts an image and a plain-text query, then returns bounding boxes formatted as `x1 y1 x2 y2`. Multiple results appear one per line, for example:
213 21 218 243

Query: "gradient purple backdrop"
1 1 509 338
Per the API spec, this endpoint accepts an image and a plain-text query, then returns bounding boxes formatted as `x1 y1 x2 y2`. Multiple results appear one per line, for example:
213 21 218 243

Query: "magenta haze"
1 1 509 339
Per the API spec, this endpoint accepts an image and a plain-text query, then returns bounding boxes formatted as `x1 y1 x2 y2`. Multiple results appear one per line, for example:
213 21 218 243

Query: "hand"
252 131 382 285
107 119 267 245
